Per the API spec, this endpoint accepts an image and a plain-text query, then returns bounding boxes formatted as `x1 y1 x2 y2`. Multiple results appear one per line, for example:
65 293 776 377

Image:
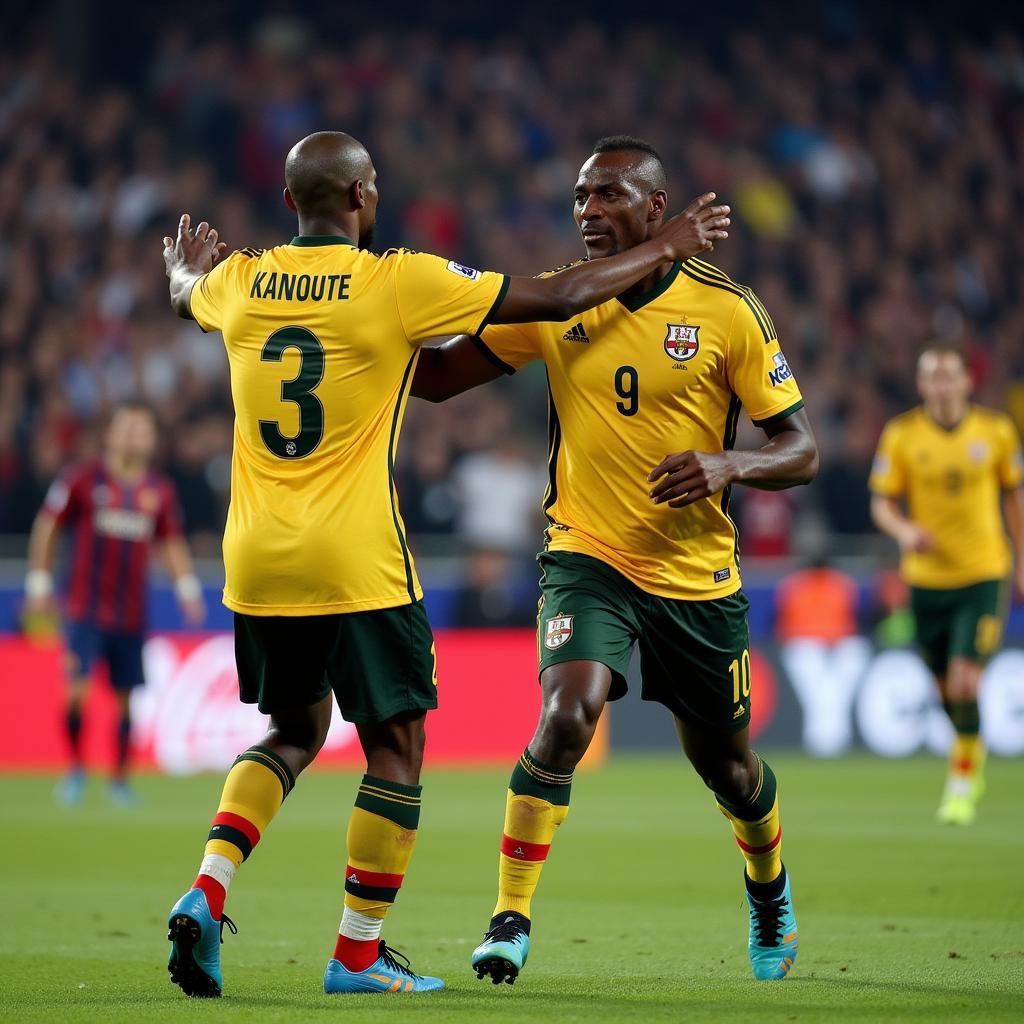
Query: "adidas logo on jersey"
562 323 590 343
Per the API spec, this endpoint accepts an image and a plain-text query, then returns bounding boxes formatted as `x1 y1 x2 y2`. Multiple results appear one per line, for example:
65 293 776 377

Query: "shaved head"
591 135 667 193
283 131 379 246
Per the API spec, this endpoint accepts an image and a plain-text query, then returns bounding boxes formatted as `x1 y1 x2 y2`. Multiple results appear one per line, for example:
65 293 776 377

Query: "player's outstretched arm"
648 409 819 509
410 336 505 403
491 194 730 324
162 214 228 320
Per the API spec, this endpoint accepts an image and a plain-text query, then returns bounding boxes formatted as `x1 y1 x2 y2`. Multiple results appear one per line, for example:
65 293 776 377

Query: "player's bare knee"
700 752 756 805
535 702 595 766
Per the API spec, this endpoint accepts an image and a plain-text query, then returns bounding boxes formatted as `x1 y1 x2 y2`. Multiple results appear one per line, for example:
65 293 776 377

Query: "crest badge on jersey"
137 487 160 513
664 323 700 361
543 614 574 650
969 441 988 463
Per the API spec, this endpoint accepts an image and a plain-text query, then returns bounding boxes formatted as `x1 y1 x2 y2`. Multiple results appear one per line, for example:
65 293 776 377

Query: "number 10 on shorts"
729 649 751 703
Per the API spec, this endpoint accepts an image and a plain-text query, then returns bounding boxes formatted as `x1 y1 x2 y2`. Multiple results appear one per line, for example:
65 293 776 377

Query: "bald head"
285 132 374 216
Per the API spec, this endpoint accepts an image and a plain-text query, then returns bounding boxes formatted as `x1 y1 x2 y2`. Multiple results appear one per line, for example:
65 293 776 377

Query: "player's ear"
283 188 297 213
649 189 668 222
351 179 366 210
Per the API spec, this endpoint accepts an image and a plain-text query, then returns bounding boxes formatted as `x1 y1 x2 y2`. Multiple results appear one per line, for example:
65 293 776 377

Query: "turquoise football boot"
471 913 531 985
166 889 237 997
54 769 86 806
745 868 798 980
324 941 444 993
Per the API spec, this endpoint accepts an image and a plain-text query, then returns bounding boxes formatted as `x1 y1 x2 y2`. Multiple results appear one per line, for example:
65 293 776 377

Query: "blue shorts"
65 620 146 691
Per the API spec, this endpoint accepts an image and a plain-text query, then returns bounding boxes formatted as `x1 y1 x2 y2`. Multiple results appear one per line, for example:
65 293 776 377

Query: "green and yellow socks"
333 775 423 972
944 700 985 795
717 755 785 896
192 745 295 919
491 749 572 930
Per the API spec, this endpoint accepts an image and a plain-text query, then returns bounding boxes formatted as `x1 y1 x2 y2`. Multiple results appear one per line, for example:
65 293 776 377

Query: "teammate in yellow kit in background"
412 136 818 983
870 346 1024 825
159 130 730 998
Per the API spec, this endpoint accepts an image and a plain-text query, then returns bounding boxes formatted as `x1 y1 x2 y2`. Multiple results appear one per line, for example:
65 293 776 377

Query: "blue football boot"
324 941 444 993
745 868 798 980
471 913 531 985
54 769 86 806
166 889 237 997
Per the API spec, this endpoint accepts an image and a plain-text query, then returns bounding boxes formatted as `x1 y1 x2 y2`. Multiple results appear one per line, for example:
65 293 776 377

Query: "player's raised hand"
162 213 228 279
648 450 737 508
655 193 730 261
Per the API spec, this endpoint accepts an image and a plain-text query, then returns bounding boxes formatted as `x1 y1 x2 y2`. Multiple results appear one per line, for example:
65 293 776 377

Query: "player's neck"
294 215 358 242
105 454 147 484
620 260 673 304
924 401 969 430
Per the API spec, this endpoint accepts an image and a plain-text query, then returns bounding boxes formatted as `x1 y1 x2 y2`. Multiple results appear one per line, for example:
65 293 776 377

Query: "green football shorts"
233 601 438 723
909 578 1009 676
536 550 753 733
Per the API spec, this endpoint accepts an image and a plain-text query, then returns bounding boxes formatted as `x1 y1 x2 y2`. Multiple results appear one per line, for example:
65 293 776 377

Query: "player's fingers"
697 204 730 222
194 221 210 243
681 192 716 217
647 452 691 482
178 213 190 241
651 471 702 502
206 228 218 246
667 487 710 509
163 236 173 249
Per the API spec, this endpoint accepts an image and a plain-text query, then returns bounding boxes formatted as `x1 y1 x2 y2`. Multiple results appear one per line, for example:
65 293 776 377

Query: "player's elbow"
799 440 820 485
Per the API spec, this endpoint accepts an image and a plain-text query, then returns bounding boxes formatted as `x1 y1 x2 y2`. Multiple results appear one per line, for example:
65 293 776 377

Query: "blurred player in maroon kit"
24 402 205 804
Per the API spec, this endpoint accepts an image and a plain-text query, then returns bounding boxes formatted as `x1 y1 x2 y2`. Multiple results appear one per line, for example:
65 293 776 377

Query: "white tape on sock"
339 905 383 942
198 853 237 890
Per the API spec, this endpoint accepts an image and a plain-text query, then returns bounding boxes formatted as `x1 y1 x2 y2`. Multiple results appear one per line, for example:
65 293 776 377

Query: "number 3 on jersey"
259 326 325 459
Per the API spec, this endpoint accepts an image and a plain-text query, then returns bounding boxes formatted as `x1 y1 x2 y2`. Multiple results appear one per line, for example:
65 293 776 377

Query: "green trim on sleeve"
188 275 210 334
475 274 511 335
470 334 516 376
752 399 805 430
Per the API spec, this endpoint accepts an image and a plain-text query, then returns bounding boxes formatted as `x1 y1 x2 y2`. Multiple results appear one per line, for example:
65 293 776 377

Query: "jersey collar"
290 235 356 247
617 261 682 313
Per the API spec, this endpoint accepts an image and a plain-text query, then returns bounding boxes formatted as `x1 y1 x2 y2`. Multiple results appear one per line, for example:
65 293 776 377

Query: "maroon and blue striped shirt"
44 461 183 632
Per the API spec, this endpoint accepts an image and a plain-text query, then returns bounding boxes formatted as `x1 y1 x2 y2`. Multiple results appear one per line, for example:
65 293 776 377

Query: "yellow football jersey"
190 236 508 615
869 405 1023 588
479 258 804 600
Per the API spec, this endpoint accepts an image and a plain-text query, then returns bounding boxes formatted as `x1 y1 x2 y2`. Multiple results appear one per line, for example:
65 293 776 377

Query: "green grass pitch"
2 754 1022 1022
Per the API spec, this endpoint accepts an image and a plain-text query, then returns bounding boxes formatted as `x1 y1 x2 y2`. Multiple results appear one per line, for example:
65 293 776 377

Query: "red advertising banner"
0 631 553 772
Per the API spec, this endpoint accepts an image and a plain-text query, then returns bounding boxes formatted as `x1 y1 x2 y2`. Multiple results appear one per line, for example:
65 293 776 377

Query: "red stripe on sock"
334 934 380 973
500 834 551 861
735 827 782 856
344 865 405 888
212 811 261 849
192 874 225 920
954 759 974 774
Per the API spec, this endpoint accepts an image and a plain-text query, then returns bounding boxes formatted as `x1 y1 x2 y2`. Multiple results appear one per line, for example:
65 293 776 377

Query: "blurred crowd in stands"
1 10 1023 623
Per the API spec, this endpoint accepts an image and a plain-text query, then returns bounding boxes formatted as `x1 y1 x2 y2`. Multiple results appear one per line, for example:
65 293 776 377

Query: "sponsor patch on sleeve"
767 351 793 387
871 454 890 477
446 260 482 281
713 567 731 584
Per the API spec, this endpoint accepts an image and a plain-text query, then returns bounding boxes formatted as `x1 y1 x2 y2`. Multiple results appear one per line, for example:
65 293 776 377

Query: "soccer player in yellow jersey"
158 130 730 998
412 136 818 983
870 346 1024 825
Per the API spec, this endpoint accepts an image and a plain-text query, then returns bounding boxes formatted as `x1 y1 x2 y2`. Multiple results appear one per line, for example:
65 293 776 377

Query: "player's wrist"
175 573 202 603
25 569 53 600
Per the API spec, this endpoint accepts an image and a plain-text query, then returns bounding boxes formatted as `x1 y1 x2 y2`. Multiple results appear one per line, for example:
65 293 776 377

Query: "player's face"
573 153 660 258
917 352 970 408
357 166 379 250
107 410 157 464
